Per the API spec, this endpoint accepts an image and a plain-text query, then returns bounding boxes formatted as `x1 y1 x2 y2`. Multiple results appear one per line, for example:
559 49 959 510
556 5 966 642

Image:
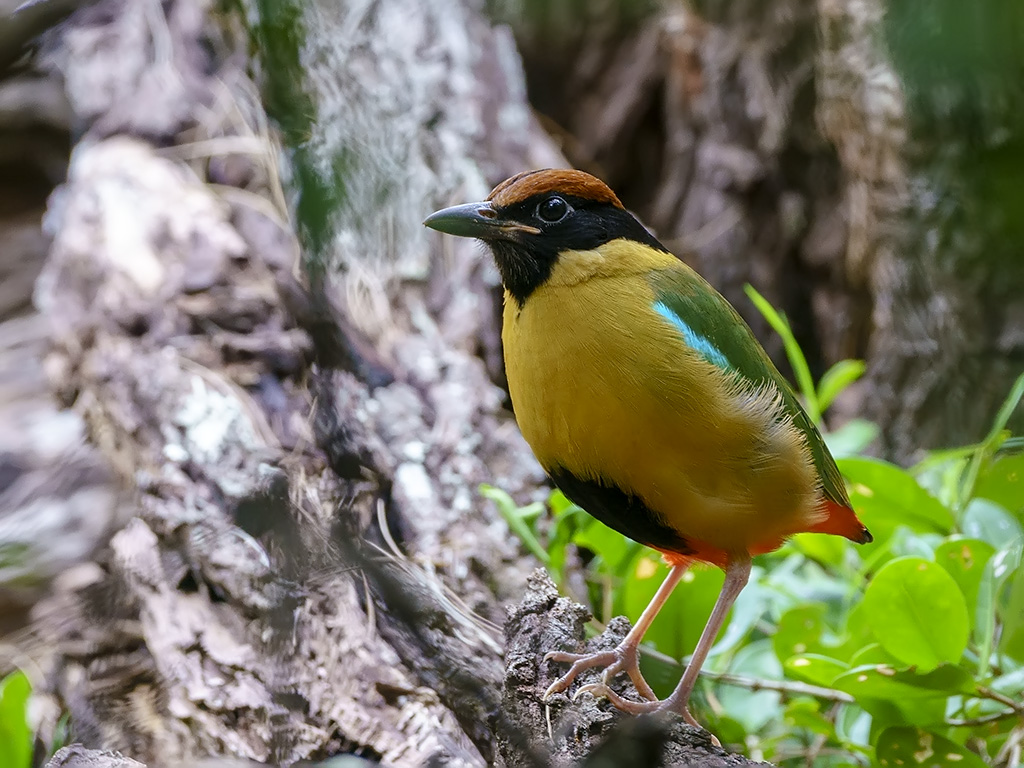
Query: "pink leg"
566 555 752 734
661 556 751 725
544 561 689 701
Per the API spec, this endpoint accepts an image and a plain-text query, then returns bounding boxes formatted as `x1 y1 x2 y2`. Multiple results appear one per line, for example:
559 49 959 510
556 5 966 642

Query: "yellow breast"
501 241 820 557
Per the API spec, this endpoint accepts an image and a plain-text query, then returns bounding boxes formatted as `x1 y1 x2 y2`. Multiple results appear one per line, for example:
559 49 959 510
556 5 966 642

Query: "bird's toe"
541 649 618 699
574 682 662 714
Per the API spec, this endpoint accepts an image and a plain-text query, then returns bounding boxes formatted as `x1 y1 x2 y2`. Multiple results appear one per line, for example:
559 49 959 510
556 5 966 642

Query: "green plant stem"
505 511 549 564
634 639 855 703
701 671 855 704
480 486 550 564
944 686 1024 728
947 709 1021 727
744 285 821 425
977 685 1024 714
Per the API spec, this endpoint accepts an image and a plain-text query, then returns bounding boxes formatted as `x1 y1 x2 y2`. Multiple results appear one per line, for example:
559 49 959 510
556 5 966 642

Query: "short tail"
806 499 873 544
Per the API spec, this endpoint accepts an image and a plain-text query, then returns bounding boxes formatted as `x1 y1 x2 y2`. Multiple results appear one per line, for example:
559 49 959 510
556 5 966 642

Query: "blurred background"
0 0 1022 767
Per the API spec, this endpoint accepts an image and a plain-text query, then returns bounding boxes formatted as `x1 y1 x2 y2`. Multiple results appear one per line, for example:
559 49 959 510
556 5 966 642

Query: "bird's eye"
536 196 571 223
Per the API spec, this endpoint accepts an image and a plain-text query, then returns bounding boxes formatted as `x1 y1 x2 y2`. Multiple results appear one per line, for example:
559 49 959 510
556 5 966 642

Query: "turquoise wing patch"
653 300 730 370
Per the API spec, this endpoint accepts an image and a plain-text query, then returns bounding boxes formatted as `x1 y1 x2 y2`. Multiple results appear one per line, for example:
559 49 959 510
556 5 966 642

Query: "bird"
423 169 871 731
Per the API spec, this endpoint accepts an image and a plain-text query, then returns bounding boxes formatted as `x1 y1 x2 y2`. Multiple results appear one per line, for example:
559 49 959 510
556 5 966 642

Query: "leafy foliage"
485 289 1024 767
0 671 32 768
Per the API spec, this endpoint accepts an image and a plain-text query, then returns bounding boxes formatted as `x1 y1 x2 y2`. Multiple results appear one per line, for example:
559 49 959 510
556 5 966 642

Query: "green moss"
244 0 345 281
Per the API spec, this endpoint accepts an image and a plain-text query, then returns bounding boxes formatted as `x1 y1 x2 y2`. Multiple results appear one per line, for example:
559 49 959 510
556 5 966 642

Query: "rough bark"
45 745 145 768
18 0 525 760
0 0 125 638
6 0 756 765
498 571 766 768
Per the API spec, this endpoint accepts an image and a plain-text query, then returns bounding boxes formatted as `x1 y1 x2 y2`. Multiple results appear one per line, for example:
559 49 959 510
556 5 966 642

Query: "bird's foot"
564 680 721 747
542 642 657 702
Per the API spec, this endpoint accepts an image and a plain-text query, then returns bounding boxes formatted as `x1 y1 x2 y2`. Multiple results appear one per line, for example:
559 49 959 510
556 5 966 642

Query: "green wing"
648 266 851 509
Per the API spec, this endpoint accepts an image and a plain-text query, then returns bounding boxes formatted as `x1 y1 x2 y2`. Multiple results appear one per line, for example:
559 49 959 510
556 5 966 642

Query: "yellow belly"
502 270 821 558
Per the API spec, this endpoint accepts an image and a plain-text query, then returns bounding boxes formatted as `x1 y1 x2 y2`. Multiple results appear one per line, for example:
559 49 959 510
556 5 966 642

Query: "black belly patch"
548 467 693 556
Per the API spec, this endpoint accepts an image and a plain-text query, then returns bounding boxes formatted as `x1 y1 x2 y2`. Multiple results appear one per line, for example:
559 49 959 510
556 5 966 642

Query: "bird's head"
423 169 668 306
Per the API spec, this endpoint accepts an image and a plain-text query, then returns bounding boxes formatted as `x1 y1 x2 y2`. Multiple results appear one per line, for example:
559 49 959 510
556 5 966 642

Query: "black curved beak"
423 202 540 241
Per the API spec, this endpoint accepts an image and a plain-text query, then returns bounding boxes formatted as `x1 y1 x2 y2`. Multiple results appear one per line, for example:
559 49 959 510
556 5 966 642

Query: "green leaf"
817 360 866 412
889 528 943 561
548 489 578 516
773 604 827 663
49 712 71 758
824 418 879 458
933 538 996 628
975 542 1023 677
974 452 1024 514
831 600 876 662
546 502 586 585
573 517 637 574
892 697 949 729
480 485 549 564
961 498 1024 549
0 671 32 768
783 697 834 736
853 696 907 733
956 372 1024 512
991 667 1024 696
832 664 975 701
914 454 971 510
790 530 847 566
784 654 848 687
876 727 987 768
998 564 1024 661
848 643 902 667
885 695 958 728
987 372 1024 441
838 457 954 539
862 557 969 671
834 703 872 747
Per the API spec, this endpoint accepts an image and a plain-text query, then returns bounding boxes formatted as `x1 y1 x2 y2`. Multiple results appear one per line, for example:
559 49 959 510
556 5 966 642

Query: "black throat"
486 196 670 307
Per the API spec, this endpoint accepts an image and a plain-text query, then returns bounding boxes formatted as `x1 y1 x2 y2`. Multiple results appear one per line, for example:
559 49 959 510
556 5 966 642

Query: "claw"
541 650 617 700
541 643 659 703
